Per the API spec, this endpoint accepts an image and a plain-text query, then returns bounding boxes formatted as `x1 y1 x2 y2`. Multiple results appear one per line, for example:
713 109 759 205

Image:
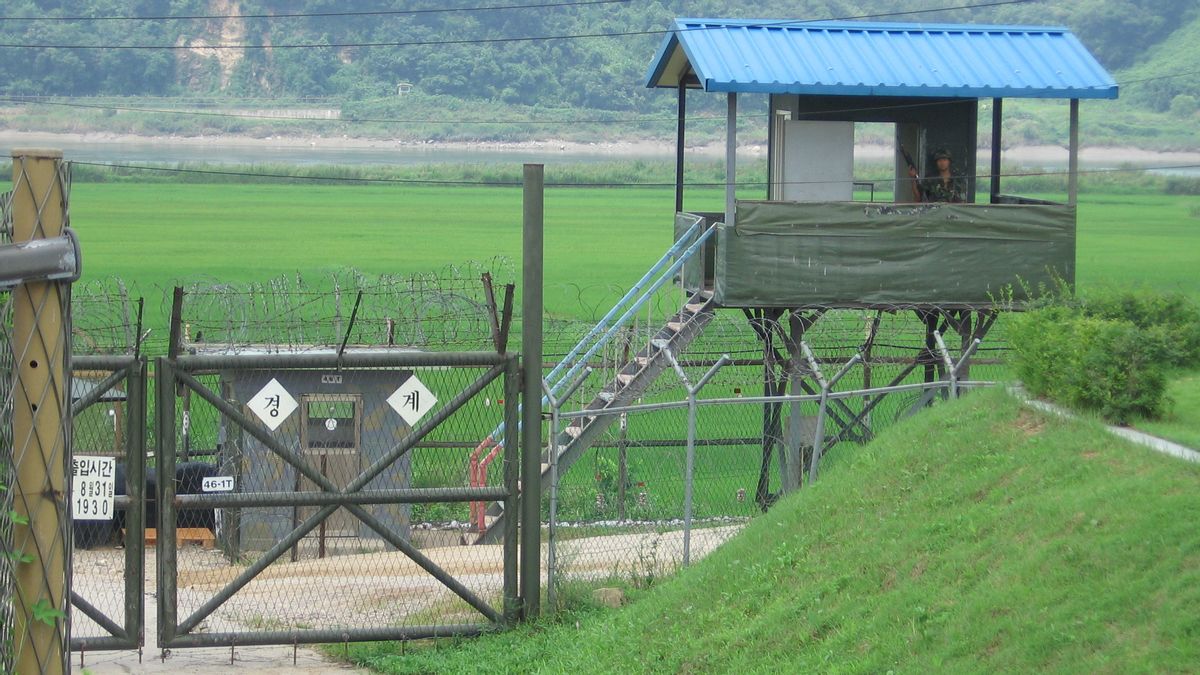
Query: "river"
2 131 1199 175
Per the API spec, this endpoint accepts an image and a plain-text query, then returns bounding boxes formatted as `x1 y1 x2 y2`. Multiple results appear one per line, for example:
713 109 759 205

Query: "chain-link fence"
156 351 520 647
1 185 14 674
541 306 1007 605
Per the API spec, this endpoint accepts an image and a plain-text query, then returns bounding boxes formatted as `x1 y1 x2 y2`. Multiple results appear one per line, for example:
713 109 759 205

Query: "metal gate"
154 349 520 648
69 355 148 652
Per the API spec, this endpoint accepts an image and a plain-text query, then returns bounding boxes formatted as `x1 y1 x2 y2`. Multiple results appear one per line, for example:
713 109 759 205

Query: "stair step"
666 321 685 332
635 355 651 366
597 391 615 402
616 373 636 385
650 338 670 350
540 462 551 474
685 302 707 313
564 425 583 438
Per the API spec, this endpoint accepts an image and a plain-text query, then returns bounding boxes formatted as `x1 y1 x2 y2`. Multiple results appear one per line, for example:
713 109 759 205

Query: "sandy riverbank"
3 129 1200 166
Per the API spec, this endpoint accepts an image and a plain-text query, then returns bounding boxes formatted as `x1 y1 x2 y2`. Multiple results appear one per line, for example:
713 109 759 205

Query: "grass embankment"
348 388 1200 673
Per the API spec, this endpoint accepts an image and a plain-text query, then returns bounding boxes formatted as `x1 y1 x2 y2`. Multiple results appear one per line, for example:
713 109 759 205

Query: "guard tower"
642 19 1118 502
475 21 1121 538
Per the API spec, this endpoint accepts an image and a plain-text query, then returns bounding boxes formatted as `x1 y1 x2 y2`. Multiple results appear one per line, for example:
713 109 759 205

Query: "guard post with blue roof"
642 18 1117 504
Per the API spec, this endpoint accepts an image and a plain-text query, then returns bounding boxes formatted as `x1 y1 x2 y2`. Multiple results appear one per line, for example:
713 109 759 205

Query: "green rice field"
61 179 1200 488
69 183 1200 315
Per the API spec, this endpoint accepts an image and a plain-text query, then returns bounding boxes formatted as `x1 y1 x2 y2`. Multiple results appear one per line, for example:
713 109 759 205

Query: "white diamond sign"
247 378 298 431
388 375 436 426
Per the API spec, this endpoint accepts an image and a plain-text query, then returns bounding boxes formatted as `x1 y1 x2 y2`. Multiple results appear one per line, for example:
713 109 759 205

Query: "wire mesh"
544 306 1010 601
160 358 514 642
67 357 145 655
1 157 74 674
1 188 15 674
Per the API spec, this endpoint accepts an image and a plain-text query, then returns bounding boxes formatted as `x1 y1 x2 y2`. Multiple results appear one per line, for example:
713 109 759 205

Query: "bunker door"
296 393 362 558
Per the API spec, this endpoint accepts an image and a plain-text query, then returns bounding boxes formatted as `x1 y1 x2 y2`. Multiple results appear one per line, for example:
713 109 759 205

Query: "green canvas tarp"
706 200 1075 308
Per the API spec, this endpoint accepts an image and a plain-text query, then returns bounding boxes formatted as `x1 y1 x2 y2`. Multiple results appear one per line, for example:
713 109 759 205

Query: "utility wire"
0 71 1173 128
0 0 1038 49
0 0 631 22
68 160 1200 188
0 95 730 125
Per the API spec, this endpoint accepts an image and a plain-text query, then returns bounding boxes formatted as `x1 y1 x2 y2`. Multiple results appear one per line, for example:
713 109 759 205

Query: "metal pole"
541 367 590 610
155 358 178 646
664 350 729 567
1068 99 1080 206
543 382 559 611
683 393 698 565
675 80 686 214
10 148 70 675
808 354 861 483
520 164 544 619
933 331 957 398
990 98 1003 203
725 93 737 228
125 360 147 651
502 355 520 624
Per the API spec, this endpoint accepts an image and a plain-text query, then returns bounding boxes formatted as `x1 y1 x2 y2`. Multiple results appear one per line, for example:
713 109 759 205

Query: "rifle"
900 145 924 202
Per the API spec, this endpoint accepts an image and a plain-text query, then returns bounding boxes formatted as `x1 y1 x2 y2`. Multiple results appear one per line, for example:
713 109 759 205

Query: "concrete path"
1014 387 1200 463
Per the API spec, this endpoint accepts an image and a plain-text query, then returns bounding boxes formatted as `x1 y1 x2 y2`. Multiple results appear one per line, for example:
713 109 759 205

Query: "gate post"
502 354 521 624
154 357 178 647
9 149 71 675
125 359 148 649
520 164 543 619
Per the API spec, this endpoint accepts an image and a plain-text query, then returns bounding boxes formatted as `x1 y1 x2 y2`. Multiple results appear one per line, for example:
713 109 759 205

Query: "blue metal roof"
646 19 1118 99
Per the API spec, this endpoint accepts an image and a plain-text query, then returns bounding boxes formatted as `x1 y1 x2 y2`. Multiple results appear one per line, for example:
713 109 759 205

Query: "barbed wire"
175 261 515 353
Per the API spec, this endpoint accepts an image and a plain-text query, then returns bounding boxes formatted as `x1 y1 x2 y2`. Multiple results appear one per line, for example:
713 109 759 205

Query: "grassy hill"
347 388 1200 673
1117 11 1200 112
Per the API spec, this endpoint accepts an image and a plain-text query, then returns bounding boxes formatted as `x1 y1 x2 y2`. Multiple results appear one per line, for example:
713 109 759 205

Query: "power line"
0 0 631 22
1 67 1183 129
68 160 1200 189
0 0 1038 50
0 96 732 126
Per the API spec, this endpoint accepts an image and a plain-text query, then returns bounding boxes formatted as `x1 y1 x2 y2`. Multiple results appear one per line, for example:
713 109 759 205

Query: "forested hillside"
0 0 1196 112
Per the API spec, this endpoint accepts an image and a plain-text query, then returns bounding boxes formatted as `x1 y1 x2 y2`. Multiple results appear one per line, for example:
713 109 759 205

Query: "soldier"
909 148 967 202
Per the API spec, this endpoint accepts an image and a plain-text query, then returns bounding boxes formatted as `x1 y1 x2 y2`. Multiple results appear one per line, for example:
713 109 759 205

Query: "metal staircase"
468 218 717 544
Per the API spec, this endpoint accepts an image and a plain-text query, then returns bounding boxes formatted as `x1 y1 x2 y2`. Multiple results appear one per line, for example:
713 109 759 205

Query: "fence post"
541 367 591 611
933 331 957 398
664 350 729 567
9 149 71 675
807 351 861 484
520 164 544 619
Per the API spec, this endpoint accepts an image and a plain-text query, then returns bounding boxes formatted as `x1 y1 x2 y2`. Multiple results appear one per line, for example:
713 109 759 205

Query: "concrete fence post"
9 149 71 675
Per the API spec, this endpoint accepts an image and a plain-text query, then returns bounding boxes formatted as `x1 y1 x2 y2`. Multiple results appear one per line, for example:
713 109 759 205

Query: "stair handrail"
485 218 716 448
543 215 705 390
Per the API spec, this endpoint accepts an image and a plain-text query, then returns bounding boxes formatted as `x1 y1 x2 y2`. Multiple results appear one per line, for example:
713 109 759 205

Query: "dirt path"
72 525 741 672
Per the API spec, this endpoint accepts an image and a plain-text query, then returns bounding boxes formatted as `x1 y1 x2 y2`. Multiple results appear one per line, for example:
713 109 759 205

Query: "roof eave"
700 80 1119 100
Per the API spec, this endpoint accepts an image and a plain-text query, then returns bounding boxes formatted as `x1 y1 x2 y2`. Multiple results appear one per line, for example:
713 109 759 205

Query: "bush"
1010 286 1200 423
1011 309 1171 423
1169 94 1199 118
1080 288 1200 367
